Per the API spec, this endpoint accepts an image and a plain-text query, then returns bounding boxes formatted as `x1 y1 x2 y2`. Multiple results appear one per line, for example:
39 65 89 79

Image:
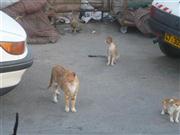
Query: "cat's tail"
88 55 106 58
48 70 53 89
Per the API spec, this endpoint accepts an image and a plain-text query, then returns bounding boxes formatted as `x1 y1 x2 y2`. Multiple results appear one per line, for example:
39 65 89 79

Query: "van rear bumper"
149 18 180 37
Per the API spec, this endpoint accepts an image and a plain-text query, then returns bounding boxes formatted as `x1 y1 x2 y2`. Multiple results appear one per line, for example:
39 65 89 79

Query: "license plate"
164 33 180 48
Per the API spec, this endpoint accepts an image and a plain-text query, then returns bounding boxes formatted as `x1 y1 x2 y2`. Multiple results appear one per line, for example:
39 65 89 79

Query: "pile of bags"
113 0 153 35
1 0 59 44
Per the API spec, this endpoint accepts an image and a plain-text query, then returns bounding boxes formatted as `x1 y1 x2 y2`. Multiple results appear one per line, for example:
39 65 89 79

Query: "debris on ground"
91 30 96 34
80 0 102 23
117 7 153 35
114 0 153 35
80 0 114 23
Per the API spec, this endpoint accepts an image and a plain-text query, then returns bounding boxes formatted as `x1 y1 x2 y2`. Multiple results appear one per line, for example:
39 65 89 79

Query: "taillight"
0 41 25 55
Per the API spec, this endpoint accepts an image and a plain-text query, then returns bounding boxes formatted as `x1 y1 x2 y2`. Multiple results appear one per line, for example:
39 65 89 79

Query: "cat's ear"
72 72 76 77
174 103 179 106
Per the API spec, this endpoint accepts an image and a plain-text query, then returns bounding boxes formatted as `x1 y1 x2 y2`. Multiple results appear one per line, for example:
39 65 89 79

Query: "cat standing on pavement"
161 98 180 123
105 36 119 66
48 65 80 113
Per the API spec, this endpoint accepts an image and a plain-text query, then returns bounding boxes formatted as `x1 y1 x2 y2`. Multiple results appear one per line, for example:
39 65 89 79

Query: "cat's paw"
175 119 179 123
170 118 174 123
65 107 70 112
56 91 60 95
111 63 114 66
106 62 110 66
161 110 165 115
53 97 58 103
71 108 77 113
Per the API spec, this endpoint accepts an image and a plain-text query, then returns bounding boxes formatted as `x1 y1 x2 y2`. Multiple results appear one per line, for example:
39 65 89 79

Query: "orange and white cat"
48 65 80 112
105 36 119 66
161 98 180 123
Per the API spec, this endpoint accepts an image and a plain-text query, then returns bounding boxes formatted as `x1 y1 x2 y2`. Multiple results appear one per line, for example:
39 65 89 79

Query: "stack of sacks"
3 0 59 44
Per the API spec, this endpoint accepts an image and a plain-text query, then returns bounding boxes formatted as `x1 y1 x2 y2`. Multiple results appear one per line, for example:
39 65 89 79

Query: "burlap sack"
3 0 59 44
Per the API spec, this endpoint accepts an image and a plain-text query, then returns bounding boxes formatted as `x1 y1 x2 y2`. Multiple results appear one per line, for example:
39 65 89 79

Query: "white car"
150 0 180 57
0 11 33 95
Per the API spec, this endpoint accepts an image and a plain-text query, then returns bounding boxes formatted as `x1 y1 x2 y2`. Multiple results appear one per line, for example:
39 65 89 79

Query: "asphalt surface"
1 23 180 135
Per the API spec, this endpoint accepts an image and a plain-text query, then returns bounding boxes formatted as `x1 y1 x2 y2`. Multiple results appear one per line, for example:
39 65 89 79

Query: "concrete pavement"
1 23 180 135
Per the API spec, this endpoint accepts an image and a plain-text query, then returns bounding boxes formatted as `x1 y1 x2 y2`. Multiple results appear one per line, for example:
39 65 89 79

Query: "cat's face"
105 36 113 45
163 98 180 110
66 72 76 83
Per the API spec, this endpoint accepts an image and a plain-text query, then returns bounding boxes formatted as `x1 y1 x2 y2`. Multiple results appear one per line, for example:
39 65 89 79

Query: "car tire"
158 41 180 58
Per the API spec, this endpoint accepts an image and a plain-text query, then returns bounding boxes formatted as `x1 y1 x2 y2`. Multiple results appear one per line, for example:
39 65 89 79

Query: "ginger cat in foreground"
161 98 180 123
105 36 119 66
48 65 80 112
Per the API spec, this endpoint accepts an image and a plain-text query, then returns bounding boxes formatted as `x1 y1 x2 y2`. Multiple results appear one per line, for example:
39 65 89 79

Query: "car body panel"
0 46 28 62
0 11 28 62
152 0 180 17
150 0 180 37
0 49 33 73
150 0 180 56
0 11 33 95
0 69 26 88
150 7 180 37
0 11 26 42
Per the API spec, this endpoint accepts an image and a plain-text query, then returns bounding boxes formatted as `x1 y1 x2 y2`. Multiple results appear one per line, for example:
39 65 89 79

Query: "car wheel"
159 41 180 58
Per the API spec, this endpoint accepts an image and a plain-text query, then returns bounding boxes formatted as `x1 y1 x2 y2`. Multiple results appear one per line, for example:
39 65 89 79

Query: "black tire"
158 41 180 58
